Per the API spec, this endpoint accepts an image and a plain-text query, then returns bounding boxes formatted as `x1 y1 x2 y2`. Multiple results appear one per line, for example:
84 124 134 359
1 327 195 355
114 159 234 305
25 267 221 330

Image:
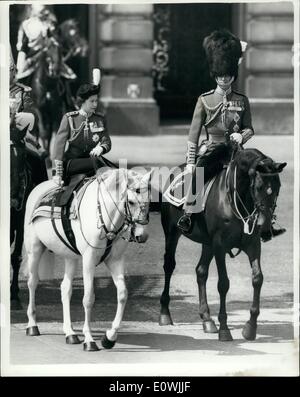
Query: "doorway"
153 3 233 123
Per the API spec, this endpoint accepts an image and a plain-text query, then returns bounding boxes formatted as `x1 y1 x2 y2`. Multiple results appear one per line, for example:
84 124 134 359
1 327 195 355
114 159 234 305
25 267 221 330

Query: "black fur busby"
203 29 242 80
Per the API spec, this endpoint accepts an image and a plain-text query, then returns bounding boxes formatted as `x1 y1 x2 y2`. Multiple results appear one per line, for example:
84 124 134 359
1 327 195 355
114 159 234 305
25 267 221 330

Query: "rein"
73 165 148 251
226 151 280 236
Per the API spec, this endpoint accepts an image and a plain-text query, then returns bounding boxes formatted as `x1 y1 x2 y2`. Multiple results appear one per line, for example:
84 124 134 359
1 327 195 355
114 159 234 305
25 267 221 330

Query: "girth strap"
50 192 81 255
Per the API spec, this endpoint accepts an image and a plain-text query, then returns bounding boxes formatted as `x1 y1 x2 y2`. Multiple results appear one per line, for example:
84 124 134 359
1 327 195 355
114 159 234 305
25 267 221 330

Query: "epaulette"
201 89 214 97
66 110 79 117
15 82 32 92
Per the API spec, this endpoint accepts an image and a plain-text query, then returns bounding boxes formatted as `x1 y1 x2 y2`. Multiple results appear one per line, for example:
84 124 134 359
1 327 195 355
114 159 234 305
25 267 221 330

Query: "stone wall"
94 4 159 135
244 2 294 134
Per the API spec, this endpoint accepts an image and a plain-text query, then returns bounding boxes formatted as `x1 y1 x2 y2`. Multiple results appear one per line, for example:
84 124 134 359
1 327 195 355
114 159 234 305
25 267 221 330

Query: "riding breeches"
183 142 229 213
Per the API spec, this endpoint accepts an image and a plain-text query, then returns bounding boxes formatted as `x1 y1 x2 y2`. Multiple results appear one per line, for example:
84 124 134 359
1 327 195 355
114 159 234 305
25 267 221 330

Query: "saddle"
31 176 95 255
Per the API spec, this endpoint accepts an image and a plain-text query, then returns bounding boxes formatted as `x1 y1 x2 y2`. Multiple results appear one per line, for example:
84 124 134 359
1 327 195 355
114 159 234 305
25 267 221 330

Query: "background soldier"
10 45 47 208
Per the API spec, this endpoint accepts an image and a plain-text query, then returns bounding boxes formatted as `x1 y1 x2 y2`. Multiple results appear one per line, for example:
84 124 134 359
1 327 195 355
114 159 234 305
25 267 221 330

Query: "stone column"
244 2 294 134
95 4 159 135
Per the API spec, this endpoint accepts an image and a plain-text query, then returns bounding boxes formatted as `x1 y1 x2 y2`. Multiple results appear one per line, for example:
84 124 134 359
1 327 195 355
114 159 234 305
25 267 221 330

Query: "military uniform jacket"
53 109 112 163
10 82 39 143
188 87 254 147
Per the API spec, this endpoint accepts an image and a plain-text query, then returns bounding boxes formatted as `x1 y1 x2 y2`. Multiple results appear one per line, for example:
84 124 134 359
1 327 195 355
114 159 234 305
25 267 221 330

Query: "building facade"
10 2 294 135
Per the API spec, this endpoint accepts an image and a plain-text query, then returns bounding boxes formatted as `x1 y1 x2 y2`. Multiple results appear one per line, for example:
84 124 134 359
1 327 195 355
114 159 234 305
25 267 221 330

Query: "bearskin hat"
203 29 242 80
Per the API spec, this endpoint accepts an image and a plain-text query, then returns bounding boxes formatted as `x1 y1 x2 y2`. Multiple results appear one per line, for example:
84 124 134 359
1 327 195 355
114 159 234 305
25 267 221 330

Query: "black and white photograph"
0 0 299 379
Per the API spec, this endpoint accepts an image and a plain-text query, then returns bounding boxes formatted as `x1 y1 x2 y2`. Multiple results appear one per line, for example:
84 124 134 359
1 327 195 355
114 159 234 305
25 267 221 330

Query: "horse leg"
11 211 25 309
82 253 99 351
102 258 128 349
196 244 218 333
26 234 45 336
61 258 81 344
214 247 233 341
242 243 263 340
159 217 181 326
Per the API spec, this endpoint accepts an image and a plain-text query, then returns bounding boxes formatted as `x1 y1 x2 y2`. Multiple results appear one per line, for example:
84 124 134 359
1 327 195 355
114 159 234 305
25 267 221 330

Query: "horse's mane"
233 148 277 175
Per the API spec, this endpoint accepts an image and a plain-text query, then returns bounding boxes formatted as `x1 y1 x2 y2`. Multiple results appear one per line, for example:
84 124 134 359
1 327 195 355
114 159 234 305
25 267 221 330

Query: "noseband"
227 156 280 235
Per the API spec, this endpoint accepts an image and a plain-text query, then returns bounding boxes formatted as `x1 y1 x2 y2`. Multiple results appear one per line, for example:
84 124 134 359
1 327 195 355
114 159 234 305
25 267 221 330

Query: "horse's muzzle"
132 224 149 243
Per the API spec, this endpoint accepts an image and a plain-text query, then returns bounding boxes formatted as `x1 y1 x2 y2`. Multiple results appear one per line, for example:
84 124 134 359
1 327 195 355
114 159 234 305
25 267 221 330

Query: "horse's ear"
274 162 287 173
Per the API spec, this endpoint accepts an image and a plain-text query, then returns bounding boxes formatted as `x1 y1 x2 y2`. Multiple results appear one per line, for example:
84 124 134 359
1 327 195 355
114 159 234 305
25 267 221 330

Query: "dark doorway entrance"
153 3 233 122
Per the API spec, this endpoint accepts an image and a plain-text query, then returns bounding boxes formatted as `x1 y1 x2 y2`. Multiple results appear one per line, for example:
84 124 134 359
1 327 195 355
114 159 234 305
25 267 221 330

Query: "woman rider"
52 68 112 205
177 29 285 242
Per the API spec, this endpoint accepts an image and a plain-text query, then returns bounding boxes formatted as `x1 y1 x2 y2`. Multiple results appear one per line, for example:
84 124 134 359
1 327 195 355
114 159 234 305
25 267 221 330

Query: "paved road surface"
5 135 298 376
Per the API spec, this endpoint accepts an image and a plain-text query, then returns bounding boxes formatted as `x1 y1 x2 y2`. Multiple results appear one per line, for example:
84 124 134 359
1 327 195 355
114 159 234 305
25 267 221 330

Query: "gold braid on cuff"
186 141 197 164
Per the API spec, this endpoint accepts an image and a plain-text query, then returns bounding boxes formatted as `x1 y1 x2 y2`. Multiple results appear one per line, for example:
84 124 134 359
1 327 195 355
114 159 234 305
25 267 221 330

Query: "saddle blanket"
163 169 216 210
31 177 95 222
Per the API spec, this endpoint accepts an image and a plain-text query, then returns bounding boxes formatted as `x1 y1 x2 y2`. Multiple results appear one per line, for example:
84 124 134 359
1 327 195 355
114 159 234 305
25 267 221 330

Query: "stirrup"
177 214 192 232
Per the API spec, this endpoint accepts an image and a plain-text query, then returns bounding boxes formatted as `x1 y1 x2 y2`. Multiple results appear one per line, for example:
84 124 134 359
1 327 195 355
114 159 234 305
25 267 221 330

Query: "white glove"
186 163 196 173
53 175 64 187
15 112 35 131
90 145 104 157
230 133 243 145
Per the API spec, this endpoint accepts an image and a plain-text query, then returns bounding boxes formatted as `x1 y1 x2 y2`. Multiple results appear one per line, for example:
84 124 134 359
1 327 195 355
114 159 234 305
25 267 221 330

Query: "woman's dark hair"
76 83 100 106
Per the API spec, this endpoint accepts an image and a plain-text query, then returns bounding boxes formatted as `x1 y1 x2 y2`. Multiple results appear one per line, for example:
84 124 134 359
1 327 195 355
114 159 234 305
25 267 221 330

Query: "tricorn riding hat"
203 29 243 80
76 68 101 101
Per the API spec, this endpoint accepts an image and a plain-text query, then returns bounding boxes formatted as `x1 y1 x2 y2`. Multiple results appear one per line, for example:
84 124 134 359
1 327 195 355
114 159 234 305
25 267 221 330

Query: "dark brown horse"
159 146 286 341
10 147 33 309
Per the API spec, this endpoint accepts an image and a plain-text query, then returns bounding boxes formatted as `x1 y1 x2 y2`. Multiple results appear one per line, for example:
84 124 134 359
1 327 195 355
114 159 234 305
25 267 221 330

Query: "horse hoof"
83 342 99 352
242 322 257 341
203 320 218 333
159 314 174 326
11 299 23 311
101 334 116 349
66 335 81 345
219 329 233 342
26 326 40 336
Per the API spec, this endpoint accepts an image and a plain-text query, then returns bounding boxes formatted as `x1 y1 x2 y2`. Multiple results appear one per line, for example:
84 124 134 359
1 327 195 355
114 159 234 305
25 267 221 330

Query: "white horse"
24 167 152 351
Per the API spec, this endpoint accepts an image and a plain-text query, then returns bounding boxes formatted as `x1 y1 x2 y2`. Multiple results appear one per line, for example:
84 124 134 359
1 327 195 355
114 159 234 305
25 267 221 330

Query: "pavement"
4 134 299 376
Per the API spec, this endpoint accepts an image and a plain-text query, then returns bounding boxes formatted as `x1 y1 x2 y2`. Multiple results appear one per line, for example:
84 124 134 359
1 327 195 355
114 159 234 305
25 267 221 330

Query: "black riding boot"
261 223 286 242
57 173 86 206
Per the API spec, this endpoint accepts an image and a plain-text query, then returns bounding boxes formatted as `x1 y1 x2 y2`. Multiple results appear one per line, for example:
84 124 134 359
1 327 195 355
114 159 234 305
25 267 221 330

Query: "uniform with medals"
53 107 111 174
177 30 286 240
52 69 112 205
177 29 253 232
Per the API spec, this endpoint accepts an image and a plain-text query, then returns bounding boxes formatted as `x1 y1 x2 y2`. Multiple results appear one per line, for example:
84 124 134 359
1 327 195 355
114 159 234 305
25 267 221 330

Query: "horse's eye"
135 188 140 194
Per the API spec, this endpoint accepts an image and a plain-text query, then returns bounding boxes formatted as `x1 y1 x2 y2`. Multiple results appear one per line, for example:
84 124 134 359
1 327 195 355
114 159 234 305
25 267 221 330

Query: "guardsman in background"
10 46 48 208
52 68 112 205
16 4 75 81
177 29 285 241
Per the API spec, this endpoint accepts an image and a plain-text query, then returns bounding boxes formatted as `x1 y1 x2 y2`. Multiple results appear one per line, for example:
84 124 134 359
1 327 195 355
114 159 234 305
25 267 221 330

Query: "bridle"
226 149 280 235
74 168 150 250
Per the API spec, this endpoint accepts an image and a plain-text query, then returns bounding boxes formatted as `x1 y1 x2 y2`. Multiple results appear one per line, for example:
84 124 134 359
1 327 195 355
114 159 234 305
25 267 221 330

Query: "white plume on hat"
238 41 248 65
92 68 101 86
